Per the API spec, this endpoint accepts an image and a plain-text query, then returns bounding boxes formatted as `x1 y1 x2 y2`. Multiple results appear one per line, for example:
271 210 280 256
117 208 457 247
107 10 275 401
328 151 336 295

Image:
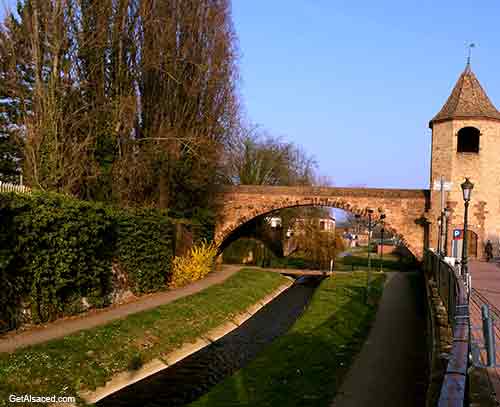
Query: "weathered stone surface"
214 185 430 259
429 67 500 260
203 321 238 342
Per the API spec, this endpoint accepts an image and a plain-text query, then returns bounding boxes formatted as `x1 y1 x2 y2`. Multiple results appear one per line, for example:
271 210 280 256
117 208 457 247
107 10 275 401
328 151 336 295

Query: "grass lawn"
335 246 417 272
189 271 386 407
0 269 288 406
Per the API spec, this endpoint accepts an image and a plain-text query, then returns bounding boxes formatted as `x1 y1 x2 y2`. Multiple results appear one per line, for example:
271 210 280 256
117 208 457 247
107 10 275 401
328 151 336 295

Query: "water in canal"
97 276 321 407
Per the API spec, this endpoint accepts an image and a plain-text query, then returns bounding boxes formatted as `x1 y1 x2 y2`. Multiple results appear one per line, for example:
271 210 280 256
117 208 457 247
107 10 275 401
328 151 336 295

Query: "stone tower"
429 63 500 259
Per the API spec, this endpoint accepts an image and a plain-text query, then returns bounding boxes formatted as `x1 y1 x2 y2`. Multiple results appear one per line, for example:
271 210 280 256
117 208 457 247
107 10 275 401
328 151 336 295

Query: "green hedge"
222 239 321 269
168 207 215 244
222 238 267 265
112 208 173 294
0 191 175 332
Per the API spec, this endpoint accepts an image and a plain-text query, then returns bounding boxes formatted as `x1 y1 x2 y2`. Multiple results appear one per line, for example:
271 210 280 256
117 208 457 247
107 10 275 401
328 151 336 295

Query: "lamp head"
461 178 474 202
443 207 451 218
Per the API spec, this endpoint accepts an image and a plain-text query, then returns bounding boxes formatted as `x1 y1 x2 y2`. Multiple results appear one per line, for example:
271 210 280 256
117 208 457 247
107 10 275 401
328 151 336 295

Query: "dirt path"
331 272 428 407
0 265 242 353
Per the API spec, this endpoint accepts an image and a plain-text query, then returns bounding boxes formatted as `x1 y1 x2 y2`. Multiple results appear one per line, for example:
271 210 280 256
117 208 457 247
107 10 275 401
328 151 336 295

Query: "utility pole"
439 176 445 255
434 176 451 255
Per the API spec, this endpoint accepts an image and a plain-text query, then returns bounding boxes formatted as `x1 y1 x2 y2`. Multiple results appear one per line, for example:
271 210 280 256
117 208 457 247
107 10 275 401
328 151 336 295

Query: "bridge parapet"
214 185 430 259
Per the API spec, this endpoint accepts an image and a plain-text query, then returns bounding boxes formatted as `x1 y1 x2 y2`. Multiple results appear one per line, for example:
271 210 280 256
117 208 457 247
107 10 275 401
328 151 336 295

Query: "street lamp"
365 209 374 302
443 207 451 257
354 213 361 236
461 178 474 296
437 216 443 256
379 213 386 272
367 209 374 271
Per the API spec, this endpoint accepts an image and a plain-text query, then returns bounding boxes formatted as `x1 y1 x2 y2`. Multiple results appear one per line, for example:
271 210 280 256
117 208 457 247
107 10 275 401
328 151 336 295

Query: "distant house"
286 216 336 237
265 216 282 228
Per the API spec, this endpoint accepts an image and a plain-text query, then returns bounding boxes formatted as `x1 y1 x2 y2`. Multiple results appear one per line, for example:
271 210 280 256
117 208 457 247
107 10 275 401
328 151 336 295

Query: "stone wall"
430 118 500 259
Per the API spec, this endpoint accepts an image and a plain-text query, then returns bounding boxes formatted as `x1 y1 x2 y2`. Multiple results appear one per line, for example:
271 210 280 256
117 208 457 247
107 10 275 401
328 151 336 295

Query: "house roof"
429 63 500 128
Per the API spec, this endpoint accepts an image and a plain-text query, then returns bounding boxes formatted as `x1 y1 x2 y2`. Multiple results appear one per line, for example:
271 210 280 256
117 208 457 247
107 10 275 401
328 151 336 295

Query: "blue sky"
232 0 500 188
2 1 500 189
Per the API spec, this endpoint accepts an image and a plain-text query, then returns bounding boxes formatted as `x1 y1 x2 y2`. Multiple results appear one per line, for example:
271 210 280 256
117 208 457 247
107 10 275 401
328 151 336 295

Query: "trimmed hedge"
113 208 173 294
0 191 175 332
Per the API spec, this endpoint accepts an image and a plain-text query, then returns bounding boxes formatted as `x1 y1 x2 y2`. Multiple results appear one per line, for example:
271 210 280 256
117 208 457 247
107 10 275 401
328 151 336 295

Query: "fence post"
482 304 496 367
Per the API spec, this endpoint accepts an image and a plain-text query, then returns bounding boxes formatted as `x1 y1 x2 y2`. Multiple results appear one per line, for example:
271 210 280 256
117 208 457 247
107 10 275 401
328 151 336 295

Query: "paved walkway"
0 265 242 353
470 260 500 306
331 272 428 407
470 260 500 399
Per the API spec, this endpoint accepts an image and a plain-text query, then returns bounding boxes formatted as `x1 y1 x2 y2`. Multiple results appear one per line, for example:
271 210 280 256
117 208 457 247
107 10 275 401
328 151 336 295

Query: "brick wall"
214 186 429 259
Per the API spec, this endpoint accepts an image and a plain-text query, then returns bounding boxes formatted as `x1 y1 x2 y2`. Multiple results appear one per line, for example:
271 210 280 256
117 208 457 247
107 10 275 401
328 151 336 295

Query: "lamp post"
437 216 443 256
443 207 450 257
367 209 374 272
365 209 374 301
355 213 361 241
461 178 474 296
379 213 386 272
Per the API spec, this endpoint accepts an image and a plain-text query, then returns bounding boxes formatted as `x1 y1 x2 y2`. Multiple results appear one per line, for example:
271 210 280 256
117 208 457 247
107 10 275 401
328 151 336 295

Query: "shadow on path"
331 272 428 407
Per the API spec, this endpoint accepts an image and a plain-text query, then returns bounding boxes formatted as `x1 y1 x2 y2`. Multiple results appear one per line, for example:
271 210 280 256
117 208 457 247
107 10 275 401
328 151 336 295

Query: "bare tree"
1 0 240 210
221 124 317 186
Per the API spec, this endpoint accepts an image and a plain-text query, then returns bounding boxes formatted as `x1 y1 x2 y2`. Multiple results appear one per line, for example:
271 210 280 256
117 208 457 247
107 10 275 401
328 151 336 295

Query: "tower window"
457 127 480 153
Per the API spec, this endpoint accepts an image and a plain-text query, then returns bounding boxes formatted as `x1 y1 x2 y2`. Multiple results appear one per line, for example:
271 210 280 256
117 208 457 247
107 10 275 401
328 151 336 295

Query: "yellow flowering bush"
169 240 218 288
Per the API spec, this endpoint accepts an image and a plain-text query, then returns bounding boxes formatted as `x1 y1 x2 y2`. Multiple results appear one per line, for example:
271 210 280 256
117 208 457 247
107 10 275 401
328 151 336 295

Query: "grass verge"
0 269 288 406
335 246 417 272
189 271 386 407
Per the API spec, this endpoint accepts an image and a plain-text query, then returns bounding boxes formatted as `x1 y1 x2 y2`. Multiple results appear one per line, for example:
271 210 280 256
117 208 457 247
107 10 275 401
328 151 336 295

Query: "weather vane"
466 42 476 65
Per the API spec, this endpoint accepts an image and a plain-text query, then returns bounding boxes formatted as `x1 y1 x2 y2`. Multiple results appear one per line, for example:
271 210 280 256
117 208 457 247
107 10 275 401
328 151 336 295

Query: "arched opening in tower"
457 126 480 153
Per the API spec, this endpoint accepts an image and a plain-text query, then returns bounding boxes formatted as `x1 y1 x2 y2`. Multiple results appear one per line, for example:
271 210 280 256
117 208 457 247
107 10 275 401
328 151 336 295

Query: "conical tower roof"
430 63 500 128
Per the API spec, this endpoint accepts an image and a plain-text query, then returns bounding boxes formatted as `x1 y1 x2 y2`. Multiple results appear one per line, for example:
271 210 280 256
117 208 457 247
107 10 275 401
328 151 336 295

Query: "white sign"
433 180 453 191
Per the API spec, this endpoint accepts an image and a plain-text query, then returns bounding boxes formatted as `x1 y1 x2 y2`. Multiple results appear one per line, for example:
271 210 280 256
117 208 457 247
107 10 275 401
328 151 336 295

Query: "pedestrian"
485 240 493 262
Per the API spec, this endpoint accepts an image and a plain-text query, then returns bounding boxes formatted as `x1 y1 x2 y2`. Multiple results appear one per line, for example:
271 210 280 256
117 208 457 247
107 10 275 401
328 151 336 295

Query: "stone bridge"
214 185 431 259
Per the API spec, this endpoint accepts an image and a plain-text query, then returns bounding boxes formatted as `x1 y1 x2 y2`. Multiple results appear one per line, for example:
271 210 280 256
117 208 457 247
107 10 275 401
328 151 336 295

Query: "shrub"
169 240 218 288
0 191 114 328
191 208 215 244
111 208 173 294
128 354 144 371
0 191 176 331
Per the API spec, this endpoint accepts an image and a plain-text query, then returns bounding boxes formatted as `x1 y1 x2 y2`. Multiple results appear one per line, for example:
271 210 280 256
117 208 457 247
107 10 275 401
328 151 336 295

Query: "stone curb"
69 280 293 406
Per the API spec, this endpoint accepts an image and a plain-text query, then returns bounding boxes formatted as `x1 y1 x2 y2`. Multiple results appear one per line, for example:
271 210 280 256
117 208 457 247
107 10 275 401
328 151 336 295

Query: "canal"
97 276 322 407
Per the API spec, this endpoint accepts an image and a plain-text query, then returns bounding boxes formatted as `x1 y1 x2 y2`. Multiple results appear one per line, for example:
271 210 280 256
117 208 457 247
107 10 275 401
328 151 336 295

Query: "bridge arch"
214 185 430 259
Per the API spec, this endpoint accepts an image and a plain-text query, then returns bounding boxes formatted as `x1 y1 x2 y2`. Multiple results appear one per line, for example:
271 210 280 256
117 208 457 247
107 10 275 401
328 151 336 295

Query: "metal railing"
470 288 500 369
424 250 469 407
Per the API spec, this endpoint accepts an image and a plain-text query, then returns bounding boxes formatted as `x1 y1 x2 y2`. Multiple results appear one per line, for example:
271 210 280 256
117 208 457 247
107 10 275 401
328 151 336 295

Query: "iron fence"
471 288 500 368
424 249 469 407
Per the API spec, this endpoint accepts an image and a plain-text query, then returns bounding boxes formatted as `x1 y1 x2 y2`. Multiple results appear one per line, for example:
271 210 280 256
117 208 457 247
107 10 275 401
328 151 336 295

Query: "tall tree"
135 0 239 210
0 1 33 183
0 0 239 211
